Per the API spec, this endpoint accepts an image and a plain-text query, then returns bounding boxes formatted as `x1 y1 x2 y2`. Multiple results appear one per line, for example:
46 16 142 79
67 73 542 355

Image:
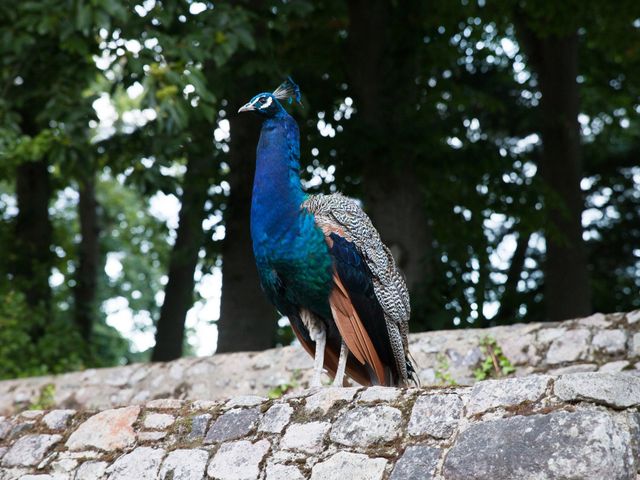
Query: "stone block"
632 332 640 357
467 375 550 415
554 372 640 408
443 410 633 480
389 444 441 480
207 439 270 480
265 463 305 480
159 449 208 480
75 461 108 480
359 386 401 403
305 387 359 413
1 434 62 467
186 413 211 441
408 394 463 438
258 404 293 434
310 451 386 480
204 408 259 443
331 406 403 447
225 395 266 408
42 410 75 430
143 413 175 430
592 330 627 354
105 446 165 480
281 421 330 453
545 329 590 364
65 406 139 451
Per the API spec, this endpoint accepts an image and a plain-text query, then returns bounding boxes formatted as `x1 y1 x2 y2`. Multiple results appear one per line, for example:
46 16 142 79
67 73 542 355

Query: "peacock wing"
303 193 412 385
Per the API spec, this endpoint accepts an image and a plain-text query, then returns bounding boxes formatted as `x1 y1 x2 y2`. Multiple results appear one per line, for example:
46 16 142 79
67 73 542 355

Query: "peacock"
238 78 416 387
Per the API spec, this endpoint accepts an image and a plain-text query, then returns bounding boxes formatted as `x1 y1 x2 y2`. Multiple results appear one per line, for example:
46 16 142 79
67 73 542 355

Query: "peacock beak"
238 102 255 113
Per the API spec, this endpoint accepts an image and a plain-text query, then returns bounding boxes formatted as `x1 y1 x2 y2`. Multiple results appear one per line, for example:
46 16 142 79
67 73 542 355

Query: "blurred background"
1 0 639 380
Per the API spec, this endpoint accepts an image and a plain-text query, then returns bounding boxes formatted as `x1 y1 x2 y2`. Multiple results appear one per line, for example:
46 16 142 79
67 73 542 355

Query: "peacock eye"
259 97 267 104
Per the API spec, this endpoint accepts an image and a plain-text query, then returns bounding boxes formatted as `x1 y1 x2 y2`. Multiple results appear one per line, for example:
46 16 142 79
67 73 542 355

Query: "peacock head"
238 77 302 118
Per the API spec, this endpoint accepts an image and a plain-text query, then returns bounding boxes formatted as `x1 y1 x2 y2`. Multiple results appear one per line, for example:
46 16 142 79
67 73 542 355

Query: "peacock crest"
272 77 302 105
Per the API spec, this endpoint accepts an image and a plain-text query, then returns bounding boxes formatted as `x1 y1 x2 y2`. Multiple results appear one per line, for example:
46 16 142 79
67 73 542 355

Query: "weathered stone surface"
331 406 402 447
65 406 140 451
105 446 165 480
19 410 43 420
146 398 185 409
548 363 598 375
138 431 167 441
305 387 359 413
592 330 628 354
50 457 77 473
408 394 463 438
0 313 639 480
265 463 305 480
1 434 61 467
75 461 108 480
16 475 67 480
158 449 208 480
627 310 640 324
281 421 330 453
225 395 267 408
186 413 211 440
42 410 75 430
143 412 174 429
207 439 270 480
389 445 441 480
632 332 640 356
554 372 640 408
443 410 633 480
599 360 631 372
467 375 550 415
358 386 401 403
1 313 639 415
259 404 293 434
310 451 387 480
546 329 590 364
0 418 12 440
577 313 610 328
204 407 259 443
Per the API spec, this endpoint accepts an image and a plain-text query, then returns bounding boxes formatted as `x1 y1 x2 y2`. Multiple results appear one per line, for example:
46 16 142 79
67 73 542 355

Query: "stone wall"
0 372 638 479
0 311 639 479
1 310 639 416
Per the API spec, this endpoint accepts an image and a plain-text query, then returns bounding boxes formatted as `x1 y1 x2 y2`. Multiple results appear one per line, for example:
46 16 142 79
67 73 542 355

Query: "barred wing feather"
303 193 413 385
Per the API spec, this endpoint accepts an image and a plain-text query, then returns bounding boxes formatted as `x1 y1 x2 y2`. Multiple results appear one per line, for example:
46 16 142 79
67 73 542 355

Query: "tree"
515 10 591 321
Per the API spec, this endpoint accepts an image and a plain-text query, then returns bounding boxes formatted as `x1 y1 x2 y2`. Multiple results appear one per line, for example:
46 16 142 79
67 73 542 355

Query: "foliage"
0 290 83 380
473 336 516 381
267 370 302 399
29 384 56 411
434 353 457 386
1 0 640 378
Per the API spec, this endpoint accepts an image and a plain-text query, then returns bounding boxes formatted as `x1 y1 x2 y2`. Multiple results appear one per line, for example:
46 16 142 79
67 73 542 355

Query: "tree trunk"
13 159 53 337
345 0 432 292
74 175 101 343
216 113 277 353
518 27 592 321
152 153 210 362
493 232 530 325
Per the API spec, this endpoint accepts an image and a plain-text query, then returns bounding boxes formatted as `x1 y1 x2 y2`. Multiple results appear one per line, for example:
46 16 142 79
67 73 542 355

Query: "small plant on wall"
474 336 516 381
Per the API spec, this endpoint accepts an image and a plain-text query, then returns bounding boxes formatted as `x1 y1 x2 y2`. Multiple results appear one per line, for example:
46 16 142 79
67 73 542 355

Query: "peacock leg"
310 325 326 387
332 340 348 387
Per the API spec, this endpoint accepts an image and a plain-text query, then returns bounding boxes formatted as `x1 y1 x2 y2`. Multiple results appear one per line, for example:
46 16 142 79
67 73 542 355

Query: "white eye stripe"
259 96 273 109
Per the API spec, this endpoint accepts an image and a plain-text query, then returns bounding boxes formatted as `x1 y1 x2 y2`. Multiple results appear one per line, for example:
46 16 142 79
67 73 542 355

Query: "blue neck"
250 113 306 250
